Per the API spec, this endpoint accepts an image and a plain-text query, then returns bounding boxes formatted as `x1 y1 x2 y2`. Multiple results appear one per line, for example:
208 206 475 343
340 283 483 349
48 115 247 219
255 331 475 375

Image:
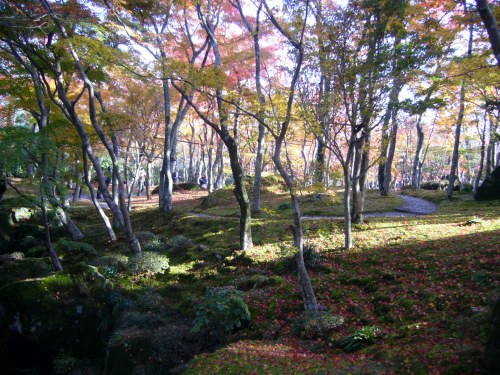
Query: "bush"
420 181 446 191
52 354 79 375
303 242 321 268
277 201 291 210
93 254 129 271
55 238 97 255
337 326 382 352
127 252 169 275
135 288 167 314
166 235 194 255
192 287 250 336
461 183 473 192
134 231 164 252
294 311 344 339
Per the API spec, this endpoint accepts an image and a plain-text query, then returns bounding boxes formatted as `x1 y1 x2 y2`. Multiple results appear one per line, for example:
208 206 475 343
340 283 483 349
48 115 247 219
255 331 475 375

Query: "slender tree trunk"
475 0 500 68
41 201 63 272
55 207 84 240
412 114 425 188
314 137 326 184
83 150 116 241
357 135 370 223
159 79 174 212
146 157 153 200
351 139 363 224
343 169 353 250
448 4 473 199
384 121 398 195
215 140 225 189
207 129 215 193
252 124 266 214
224 137 253 250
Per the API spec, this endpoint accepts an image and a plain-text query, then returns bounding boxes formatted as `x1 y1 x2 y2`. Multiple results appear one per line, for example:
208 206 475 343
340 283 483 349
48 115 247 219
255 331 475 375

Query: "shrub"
55 238 97 255
231 274 273 291
135 288 167 314
93 254 129 271
127 252 169 275
337 326 382 352
53 354 79 375
420 181 446 191
277 201 291 210
166 235 194 255
303 242 321 268
294 311 344 339
192 287 250 336
134 231 165 252
461 183 473 192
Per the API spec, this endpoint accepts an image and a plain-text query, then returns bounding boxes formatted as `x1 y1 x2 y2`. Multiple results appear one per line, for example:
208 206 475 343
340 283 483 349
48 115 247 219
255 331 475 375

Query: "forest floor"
1 178 499 374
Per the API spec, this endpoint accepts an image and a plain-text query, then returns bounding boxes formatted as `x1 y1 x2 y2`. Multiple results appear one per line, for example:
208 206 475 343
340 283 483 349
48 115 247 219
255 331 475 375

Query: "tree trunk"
41 200 62 271
411 115 425 188
146 158 153 200
448 5 472 199
159 79 174 212
383 121 398 195
207 129 215 193
351 139 363 224
83 150 116 241
343 169 353 250
215 140 225 189
252 124 266 214
475 0 500 68
226 137 253 251
314 137 326 184
56 207 84 241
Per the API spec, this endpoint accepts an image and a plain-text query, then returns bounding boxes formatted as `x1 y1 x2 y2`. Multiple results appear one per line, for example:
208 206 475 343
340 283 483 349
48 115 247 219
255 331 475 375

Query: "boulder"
0 271 112 367
483 297 500 375
475 166 500 201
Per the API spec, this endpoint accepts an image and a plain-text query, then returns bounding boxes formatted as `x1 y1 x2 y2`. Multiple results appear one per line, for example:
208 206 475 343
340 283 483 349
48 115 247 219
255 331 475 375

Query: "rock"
475 166 500 201
19 236 42 251
312 193 327 201
105 323 217 375
0 273 112 361
294 311 344 340
10 207 33 223
483 297 500 375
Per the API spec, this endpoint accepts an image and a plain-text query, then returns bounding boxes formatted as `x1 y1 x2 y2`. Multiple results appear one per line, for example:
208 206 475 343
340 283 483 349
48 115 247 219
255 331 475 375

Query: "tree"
0 0 141 253
475 0 500 67
171 0 254 251
447 1 474 199
0 126 65 271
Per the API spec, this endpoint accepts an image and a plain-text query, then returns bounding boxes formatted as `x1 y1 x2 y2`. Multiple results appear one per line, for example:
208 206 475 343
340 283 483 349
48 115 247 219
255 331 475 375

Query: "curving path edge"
187 194 438 220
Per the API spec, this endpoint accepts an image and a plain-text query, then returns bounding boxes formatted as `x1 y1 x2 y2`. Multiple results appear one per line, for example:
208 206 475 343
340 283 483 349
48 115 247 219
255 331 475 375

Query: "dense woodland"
0 0 499 374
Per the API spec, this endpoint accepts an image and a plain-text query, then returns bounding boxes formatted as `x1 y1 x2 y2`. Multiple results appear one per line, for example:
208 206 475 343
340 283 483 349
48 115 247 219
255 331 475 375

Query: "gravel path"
394 194 438 215
72 192 438 220
302 194 438 220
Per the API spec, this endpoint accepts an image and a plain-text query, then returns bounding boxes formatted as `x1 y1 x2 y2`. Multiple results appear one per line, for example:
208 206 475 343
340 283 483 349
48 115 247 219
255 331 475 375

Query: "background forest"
0 0 499 374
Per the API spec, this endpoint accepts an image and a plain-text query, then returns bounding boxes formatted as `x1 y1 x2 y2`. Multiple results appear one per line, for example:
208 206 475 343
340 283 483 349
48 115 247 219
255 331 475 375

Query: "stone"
475 166 500 201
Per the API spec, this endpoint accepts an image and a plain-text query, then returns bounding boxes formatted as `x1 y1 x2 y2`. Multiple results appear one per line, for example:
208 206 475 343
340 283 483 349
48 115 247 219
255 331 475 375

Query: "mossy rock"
0 256 53 283
201 187 235 209
105 323 216 375
0 274 112 359
151 183 200 195
475 166 500 201
92 254 129 272
293 311 344 339
231 274 282 291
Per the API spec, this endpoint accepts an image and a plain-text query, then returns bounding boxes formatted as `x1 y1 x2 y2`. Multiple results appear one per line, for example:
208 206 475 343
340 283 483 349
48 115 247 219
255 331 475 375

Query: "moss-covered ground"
0 177 499 374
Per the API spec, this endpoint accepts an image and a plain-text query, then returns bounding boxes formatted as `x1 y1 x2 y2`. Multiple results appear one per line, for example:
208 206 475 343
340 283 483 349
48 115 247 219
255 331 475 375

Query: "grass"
1 180 499 374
